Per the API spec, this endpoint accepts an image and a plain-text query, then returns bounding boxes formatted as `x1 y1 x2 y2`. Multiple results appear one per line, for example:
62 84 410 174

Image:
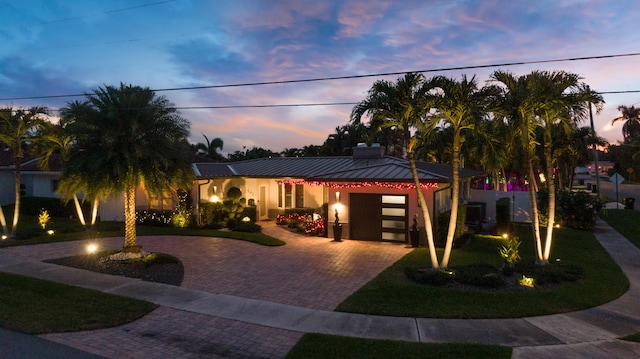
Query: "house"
191 145 484 242
1 145 489 242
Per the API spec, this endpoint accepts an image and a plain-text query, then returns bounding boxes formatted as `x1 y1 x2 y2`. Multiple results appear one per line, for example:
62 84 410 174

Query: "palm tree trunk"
525 147 544 264
0 205 8 237
11 162 21 238
542 129 554 264
407 137 439 268
72 194 87 226
441 135 461 269
90 198 99 226
123 186 139 252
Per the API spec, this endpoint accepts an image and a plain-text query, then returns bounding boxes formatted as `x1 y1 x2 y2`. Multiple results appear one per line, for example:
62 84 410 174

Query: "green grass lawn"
335 225 629 318
599 209 640 249
0 215 285 247
0 272 157 334
285 334 511 359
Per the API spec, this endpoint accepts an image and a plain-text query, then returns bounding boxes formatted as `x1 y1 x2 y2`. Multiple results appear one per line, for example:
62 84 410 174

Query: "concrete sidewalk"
1 218 640 358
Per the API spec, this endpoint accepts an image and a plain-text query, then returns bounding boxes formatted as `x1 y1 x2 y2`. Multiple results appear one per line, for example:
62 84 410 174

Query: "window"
279 183 293 208
284 183 292 208
51 179 59 193
295 184 304 208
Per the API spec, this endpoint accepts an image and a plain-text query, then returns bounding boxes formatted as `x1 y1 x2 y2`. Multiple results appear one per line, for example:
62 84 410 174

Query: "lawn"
285 334 511 359
599 209 640 249
335 224 629 318
0 214 285 247
0 272 157 334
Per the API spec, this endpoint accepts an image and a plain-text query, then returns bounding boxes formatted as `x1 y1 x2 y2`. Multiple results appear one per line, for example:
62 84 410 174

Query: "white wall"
468 189 532 223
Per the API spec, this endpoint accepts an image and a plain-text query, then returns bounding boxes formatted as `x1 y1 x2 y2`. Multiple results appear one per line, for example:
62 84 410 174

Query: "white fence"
468 189 532 223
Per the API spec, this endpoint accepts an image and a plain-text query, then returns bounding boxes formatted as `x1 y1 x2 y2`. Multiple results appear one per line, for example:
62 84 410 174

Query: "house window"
295 184 304 208
279 183 293 208
51 179 59 193
284 183 292 208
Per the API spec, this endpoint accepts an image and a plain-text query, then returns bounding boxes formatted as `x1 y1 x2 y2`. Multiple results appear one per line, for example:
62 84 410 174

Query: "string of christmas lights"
275 179 439 189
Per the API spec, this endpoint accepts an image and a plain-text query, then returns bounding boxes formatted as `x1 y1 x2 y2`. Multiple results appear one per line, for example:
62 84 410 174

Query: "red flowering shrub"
276 213 325 237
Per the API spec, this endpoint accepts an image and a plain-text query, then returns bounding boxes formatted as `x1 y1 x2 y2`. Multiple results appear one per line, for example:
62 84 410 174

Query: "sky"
1 0 639 155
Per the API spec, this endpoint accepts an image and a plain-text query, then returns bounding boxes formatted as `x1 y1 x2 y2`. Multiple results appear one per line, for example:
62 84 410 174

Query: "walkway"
0 219 639 358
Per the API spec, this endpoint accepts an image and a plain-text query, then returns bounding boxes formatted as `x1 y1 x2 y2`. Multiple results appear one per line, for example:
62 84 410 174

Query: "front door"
259 185 267 219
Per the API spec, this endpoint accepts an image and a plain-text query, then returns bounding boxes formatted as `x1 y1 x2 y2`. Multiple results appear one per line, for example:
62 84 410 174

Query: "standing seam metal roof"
193 156 484 182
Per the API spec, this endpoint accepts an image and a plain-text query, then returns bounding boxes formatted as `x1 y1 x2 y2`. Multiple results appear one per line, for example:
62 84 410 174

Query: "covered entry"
349 193 408 242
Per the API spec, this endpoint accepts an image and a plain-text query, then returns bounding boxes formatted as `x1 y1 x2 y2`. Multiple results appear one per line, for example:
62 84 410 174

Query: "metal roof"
193 155 485 183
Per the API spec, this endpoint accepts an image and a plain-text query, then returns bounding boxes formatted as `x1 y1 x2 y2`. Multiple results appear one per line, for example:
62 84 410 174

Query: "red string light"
276 179 439 189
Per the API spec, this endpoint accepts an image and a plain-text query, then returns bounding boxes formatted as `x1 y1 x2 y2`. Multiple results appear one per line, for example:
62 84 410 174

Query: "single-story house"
191 145 484 242
1 146 488 242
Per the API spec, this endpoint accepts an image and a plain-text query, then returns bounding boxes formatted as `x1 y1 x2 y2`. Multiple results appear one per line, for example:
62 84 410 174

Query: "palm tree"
352 72 440 268
611 105 640 144
62 83 194 254
530 71 603 264
491 71 545 261
425 75 497 268
0 107 48 238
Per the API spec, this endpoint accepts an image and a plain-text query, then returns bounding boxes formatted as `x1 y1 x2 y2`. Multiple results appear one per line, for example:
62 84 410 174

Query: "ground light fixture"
86 243 98 254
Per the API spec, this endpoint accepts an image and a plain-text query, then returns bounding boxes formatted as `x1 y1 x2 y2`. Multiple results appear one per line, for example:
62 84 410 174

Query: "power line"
2 51 640 102
37 0 178 25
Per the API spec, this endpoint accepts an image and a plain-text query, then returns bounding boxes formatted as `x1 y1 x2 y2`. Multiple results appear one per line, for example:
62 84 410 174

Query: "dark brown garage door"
349 193 408 242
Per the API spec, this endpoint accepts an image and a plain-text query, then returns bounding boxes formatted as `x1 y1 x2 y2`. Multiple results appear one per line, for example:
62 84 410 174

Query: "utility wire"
2 51 640 102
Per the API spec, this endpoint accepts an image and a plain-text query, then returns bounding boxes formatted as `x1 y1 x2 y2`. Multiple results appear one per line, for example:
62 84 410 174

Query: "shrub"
453 264 504 288
242 206 257 222
199 202 227 227
538 189 600 231
495 197 510 234
226 218 238 229
233 222 262 233
436 207 467 247
136 210 173 226
404 267 453 286
276 212 325 236
514 260 585 285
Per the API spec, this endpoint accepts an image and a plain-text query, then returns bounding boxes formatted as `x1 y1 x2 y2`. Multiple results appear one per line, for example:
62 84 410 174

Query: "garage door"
349 193 408 242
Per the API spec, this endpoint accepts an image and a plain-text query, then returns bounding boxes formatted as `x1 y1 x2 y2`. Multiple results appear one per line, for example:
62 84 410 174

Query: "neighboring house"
192 145 485 242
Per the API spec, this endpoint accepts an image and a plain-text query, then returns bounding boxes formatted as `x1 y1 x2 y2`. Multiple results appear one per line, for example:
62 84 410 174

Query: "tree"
491 71 545 262
425 75 497 268
0 107 48 238
351 72 441 268
62 83 194 254
194 134 225 161
529 71 603 264
611 105 640 144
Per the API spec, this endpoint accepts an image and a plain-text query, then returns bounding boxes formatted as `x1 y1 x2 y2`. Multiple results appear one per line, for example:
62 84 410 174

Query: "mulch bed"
45 252 184 286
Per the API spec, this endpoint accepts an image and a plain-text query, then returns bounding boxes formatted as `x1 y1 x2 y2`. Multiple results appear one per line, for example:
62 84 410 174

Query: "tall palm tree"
611 105 640 144
0 107 48 238
425 75 497 268
62 83 194 254
491 71 545 261
530 71 603 264
352 72 441 268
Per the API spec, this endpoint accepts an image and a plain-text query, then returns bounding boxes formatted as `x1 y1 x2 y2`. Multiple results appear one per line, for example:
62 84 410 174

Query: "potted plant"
410 214 420 248
332 208 342 242
498 236 521 276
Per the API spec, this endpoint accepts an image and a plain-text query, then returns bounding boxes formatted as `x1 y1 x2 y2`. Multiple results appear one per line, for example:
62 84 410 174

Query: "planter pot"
410 229 420 248
333 224 342 242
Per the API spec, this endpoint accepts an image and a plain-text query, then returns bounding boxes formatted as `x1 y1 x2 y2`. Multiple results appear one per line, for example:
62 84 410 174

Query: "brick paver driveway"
2 223 411 358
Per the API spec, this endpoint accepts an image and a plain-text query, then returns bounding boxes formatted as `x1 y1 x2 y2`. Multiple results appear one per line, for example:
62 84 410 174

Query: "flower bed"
276 213 325 236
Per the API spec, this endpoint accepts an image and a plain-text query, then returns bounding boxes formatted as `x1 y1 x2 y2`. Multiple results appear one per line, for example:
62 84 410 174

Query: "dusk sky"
1 0 639 155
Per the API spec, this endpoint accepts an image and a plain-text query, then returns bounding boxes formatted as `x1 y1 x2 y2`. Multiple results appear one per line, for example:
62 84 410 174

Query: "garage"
349 193 408 242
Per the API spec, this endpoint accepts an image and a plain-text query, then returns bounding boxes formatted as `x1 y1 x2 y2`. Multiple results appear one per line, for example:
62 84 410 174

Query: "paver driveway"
1 223 411 358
